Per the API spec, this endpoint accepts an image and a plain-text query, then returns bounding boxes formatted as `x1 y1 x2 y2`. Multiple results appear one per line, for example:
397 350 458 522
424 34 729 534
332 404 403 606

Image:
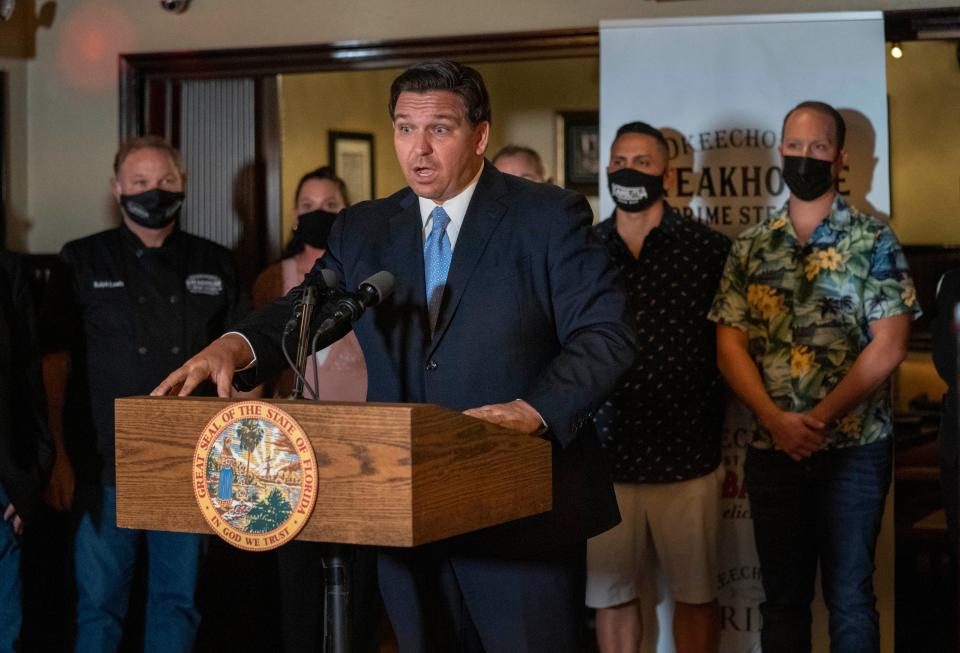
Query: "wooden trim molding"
255 76 282 263
118 27 599 139
117 6 960 137
885 6 960 42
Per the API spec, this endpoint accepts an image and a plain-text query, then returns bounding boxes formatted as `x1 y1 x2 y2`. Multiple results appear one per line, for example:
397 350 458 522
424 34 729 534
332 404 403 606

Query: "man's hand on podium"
463 399 546 435
151 334 254 398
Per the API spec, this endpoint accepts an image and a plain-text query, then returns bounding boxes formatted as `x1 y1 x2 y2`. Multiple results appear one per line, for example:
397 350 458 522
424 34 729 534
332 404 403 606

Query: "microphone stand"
290 285 317 401
287 283 352 653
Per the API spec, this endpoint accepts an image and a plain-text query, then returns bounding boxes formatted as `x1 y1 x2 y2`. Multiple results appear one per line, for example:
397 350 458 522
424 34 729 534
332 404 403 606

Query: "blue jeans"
745 440 891 653
0 483 23 653
74 484 205 653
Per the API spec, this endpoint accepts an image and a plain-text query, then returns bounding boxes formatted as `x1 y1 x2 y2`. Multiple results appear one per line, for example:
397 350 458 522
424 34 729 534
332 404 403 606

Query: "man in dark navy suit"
154 60 636 653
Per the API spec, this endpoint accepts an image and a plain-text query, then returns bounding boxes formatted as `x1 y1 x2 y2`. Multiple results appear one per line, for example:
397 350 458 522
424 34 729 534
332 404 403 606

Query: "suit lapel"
387 191 427 316
428 164 508 356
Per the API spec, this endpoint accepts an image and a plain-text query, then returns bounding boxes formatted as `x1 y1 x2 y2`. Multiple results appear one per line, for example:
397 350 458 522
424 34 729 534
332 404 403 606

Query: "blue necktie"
424 206 452 331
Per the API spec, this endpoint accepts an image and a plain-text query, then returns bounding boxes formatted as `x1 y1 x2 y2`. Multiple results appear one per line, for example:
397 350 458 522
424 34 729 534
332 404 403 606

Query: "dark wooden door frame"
1 70 6 250
885 6 960 41
117 28 600 263
118 28 600 139
116 5 959 138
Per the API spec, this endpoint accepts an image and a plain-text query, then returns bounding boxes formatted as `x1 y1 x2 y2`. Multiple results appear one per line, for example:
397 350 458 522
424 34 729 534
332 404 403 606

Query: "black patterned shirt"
593 203 730 483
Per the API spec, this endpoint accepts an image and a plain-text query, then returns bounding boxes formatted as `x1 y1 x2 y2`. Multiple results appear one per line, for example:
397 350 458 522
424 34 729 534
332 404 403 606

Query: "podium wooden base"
115 396 552 547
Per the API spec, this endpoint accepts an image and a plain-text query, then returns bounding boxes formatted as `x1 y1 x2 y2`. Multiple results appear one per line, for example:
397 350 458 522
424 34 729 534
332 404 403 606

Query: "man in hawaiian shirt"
709 101 918 653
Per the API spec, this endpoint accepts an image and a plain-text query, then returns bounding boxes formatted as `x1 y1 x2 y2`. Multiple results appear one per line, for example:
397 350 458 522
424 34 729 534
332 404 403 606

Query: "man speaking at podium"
154 60 636 652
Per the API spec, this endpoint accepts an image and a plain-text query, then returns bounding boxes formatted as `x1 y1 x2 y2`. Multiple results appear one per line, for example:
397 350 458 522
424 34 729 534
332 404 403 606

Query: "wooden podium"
114 396 552 547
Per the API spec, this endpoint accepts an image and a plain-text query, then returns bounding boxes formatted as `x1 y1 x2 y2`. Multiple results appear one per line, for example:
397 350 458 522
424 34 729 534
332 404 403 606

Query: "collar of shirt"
596 201 681 255
824 193 852 228
119 220 182 253
417 162 484 251
773 193 852 244
655 202 683 241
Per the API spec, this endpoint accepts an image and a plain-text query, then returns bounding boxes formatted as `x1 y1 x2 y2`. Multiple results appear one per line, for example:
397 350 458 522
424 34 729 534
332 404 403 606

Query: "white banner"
599 12 891 653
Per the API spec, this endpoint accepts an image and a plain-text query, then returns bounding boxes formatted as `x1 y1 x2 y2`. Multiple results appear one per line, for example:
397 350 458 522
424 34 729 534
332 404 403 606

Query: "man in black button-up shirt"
43 137 245 653
586 122 730 653
0 250 54 652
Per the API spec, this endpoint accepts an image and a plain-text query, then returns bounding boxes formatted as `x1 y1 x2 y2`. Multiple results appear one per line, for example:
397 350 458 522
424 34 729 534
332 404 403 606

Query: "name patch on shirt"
92 280 125 289
185 273 223 296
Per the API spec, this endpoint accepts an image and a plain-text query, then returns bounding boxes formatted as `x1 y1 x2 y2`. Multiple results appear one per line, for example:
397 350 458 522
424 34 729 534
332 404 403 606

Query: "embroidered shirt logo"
185 273 223 296
92 280 125 289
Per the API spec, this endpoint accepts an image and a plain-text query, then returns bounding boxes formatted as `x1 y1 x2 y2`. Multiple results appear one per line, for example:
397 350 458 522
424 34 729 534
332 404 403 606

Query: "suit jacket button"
425 360 438 371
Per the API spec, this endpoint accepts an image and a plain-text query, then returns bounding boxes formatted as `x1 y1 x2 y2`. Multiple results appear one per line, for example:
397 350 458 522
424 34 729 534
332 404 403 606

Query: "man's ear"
475 121 490 156
110 176 121 202
832 149 848 179
663 165 677 190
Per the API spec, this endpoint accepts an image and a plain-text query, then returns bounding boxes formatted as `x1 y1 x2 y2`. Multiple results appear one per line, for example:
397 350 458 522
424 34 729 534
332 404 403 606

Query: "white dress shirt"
232 162 485 369
417 162 484 251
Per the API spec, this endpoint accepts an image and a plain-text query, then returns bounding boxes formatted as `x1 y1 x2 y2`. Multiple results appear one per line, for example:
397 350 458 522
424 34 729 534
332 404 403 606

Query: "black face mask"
782 155 836 202
120 189 184 229
607 167 664 213
294 209 338 249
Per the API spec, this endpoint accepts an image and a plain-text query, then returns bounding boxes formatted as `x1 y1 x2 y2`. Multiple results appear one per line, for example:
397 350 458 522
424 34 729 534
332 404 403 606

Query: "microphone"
327 271 395 323
283 268 339 336
310 271 395 351
306 267 340 293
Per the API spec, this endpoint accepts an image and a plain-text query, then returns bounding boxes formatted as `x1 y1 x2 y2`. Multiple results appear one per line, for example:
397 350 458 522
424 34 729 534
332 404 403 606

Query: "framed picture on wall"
555 111 599 196
328 131 375 202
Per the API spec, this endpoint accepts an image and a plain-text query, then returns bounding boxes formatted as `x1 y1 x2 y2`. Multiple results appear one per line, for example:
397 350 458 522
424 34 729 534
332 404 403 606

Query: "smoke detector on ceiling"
159 0 190 14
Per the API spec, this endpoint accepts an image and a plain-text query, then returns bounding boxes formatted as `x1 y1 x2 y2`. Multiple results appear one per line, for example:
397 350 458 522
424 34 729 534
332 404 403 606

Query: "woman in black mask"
252 167 379 653
252 165 368 399
253 166 348 309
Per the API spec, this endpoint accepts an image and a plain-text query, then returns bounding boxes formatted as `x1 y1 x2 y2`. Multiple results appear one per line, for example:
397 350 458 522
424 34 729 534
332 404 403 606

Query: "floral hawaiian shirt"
708 195 920 450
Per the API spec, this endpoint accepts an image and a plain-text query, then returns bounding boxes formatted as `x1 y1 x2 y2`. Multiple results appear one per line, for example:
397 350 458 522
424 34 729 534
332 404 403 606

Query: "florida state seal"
193 401 318 551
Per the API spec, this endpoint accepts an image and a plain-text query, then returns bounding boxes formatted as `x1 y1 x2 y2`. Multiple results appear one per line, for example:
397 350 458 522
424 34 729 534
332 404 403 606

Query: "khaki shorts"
586 467 723 608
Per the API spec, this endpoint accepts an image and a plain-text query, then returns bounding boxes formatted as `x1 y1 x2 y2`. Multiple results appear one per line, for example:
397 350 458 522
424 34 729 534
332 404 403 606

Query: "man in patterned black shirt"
586 122 730 653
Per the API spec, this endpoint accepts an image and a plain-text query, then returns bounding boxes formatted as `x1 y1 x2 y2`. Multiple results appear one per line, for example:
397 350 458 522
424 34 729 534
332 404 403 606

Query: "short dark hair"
492 145 545 178
388 60 491 125
781 101 846 151
613 122 669 161
294 166 350 208
114 135 185 177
